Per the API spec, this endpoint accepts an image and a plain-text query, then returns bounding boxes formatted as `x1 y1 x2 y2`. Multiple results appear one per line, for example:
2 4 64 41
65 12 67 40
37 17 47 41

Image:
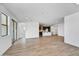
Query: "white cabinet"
43 32 51 36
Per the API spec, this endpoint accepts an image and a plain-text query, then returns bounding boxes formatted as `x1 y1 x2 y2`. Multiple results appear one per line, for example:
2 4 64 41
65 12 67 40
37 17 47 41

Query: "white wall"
17 22 39 39
25 22 39 38
17 23 26 39
0 4 17 55
58 23 64 36
64 12 79 47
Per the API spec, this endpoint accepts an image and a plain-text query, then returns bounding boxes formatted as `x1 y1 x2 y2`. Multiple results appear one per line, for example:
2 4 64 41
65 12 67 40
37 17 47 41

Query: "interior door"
12 19 17 44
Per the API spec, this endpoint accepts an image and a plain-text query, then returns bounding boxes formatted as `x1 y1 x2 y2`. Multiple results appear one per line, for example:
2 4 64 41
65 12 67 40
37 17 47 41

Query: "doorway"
12 19 17 44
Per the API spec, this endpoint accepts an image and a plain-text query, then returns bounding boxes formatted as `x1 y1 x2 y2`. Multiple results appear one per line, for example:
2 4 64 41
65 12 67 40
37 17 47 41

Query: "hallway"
3 36 79 56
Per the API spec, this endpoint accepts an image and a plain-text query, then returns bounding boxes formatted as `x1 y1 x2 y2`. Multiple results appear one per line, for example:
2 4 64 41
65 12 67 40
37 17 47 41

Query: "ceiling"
2 3 79 25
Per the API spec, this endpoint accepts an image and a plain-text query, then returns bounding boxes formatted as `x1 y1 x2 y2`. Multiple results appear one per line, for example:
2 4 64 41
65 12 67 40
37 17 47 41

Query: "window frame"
1 12 8 37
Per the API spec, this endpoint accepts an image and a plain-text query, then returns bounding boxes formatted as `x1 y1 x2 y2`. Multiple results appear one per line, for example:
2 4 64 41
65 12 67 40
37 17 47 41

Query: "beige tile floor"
3 36 79 56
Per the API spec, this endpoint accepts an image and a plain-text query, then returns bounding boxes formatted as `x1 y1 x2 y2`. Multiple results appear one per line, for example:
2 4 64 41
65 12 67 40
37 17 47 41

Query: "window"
1 12 8 37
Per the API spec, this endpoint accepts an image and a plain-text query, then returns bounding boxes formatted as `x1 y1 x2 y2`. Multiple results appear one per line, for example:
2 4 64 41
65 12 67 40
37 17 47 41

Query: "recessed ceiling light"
25 16 33 21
